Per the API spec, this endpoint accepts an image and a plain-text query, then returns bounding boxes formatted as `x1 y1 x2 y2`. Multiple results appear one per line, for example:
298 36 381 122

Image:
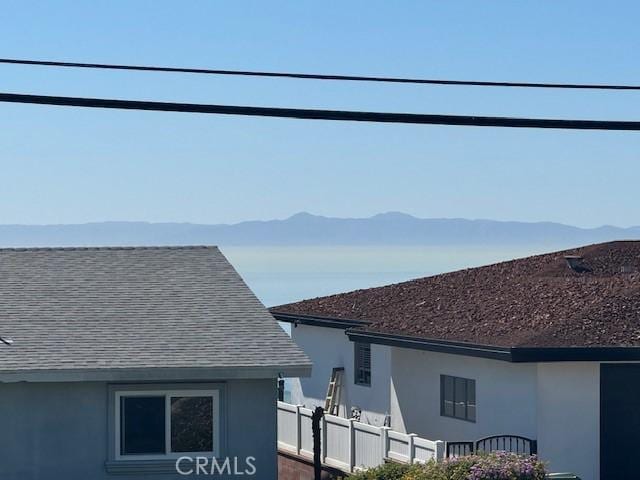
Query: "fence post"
380 426 390 462
407 433 417 464
348 418 355 472
295 405 302 456
278 379 285 402
311 407 325 480
434 440 445 461
321 413 327 463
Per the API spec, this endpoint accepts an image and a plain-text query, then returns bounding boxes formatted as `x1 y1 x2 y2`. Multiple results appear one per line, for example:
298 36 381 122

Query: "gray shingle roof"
0 246 310 381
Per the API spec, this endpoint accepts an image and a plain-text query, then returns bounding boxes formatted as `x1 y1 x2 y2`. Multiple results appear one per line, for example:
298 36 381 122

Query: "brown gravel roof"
271 241 640 348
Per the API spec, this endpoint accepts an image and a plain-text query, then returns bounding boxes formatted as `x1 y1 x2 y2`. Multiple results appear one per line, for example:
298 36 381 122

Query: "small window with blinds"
354 342 371 386
440 374 476 422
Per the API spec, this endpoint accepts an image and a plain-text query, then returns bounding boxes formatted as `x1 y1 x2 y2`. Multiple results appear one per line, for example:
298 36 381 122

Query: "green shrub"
350 462 422 480
350 453 547 480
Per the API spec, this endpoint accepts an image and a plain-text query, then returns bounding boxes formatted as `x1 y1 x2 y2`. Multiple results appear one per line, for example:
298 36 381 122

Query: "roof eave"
510 347 640 362
272 311 369 329
277 312 640 363
347 330 640 363
0 364 312 383
347 329 513 361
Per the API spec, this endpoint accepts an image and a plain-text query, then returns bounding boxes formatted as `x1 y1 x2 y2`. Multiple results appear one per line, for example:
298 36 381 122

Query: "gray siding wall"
0 378 277 480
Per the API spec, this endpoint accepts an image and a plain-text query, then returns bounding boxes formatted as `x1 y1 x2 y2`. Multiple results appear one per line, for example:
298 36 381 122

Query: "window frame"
354 342 372 387
114 389 220 461
440 374 476 423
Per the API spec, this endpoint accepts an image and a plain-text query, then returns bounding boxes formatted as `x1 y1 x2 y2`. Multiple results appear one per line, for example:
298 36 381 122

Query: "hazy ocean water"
222 245 561 308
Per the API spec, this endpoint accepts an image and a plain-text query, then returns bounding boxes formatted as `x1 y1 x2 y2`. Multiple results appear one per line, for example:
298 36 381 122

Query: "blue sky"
1 1 639 227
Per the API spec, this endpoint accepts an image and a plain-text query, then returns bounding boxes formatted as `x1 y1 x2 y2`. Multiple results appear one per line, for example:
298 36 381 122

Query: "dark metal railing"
446 435 537 458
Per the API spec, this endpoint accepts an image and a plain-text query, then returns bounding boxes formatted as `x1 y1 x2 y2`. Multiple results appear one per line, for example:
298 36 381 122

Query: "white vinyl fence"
277 401 445 473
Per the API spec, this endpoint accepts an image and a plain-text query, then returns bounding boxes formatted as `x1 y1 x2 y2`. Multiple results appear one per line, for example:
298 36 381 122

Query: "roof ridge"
0 245 219 252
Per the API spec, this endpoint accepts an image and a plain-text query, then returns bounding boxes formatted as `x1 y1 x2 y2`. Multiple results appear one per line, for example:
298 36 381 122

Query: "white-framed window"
114 389 220 460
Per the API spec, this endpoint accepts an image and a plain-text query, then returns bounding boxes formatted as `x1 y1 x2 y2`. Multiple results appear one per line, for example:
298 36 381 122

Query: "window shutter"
354 343 371 386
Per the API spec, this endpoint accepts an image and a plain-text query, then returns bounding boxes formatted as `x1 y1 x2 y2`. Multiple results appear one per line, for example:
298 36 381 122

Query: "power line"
1 57 639 91
1 92 639 130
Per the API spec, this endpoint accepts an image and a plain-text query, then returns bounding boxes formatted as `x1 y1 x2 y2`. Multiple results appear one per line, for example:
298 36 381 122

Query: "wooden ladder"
324 367 344 416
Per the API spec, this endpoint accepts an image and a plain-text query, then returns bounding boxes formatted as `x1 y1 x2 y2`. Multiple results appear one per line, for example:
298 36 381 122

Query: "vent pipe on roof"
0 336 13 346
564 255 590 273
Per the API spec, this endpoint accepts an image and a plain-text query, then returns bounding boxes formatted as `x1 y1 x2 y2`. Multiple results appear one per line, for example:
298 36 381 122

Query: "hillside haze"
0 213 638 247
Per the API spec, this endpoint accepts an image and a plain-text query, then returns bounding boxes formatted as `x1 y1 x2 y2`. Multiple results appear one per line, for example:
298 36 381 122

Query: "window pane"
442 375 454 416
121 396 165 455
171 396 214 453
454 377 467 419
466 379 476 421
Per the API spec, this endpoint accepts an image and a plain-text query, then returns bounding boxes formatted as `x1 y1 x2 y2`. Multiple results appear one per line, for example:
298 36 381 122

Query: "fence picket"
296 404 301 455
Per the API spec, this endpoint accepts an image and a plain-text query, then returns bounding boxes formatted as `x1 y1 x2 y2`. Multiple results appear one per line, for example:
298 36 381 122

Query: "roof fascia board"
272 311 369 329
346 330 512 361
347 330 640 363
0 365 312 383
511 347 640 362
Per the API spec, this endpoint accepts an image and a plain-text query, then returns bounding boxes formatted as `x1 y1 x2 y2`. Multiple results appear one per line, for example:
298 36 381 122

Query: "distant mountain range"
0 212 638 247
